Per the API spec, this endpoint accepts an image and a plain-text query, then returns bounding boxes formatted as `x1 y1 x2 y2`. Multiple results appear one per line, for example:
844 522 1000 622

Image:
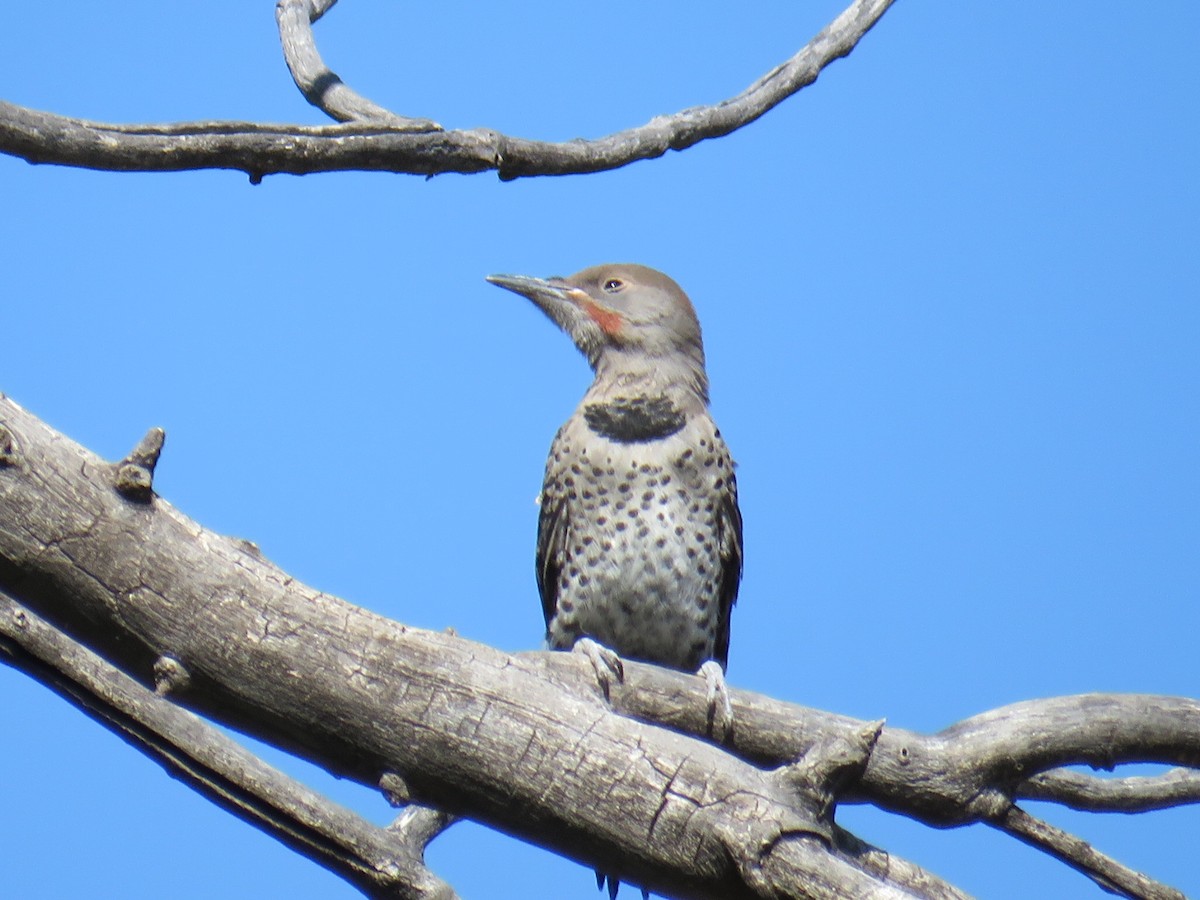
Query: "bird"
487 262 743 727
488 263 743 899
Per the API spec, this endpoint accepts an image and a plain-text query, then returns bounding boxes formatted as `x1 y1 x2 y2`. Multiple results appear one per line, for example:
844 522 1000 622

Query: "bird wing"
713 468 743 670
535 484 569 634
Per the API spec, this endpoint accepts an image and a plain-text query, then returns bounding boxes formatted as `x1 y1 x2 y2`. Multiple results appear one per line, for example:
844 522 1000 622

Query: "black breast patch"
583 396 687 443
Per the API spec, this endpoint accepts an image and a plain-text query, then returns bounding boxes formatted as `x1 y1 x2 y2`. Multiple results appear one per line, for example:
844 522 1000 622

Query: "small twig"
1018 767 1200 813
0 590 456 900
992 805 1184 900
777 720 883 822
113 426 165 502
390 806 458 850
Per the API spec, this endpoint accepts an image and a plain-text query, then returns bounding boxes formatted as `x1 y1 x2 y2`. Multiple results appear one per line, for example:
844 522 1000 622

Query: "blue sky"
2 2 1198 897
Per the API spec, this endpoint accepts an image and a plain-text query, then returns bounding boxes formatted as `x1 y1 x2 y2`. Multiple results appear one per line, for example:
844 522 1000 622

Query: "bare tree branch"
993 805 1184 900
1 392 1195 898
1017 767 1200 813
608 664 1200 825
275 0 441 129
0 588 455 900
390 806 458 853
833 828 973 900
0 393 940 899
0 0 896 180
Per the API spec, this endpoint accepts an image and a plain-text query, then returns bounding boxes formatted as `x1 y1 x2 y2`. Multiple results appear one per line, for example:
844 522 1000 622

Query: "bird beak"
487 273 624 336
486 274 574 306
486 273 591 330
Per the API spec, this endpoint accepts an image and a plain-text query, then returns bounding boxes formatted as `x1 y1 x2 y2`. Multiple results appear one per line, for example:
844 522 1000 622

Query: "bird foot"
698 660 734 742
573 637 625 700
595 870 649 899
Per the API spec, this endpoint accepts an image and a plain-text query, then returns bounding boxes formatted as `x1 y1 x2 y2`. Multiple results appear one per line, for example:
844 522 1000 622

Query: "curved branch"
275 0 441 130
0 0 895 180
1017 767 1200 813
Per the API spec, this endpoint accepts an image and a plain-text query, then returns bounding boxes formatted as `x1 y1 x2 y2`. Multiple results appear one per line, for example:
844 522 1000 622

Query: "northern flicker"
488 263 743 712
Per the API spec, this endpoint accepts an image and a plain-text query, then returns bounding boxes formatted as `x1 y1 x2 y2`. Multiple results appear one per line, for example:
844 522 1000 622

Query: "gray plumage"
488 264 742 677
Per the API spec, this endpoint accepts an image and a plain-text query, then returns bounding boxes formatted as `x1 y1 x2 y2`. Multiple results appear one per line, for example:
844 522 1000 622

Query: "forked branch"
0 589 454 900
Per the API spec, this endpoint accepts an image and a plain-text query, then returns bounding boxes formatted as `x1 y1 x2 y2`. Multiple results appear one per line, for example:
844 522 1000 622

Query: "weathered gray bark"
1 394 1196 900
1 584 455 900
0 0 895 181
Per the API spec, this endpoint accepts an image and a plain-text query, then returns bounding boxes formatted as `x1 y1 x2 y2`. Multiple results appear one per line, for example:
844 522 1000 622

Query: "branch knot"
153 655 192 695
113 427 165 502
0 423 20 467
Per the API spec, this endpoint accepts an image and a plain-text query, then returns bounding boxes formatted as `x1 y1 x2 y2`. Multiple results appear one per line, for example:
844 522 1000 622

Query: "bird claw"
595 871 619 900
698 660 734 741
574 637 624 700
594 870 650 899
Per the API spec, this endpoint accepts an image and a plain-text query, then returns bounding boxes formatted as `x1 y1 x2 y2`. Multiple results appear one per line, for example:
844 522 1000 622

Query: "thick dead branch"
0 588 455 900
0 0 895 180
1 391 1195 898
833 828 973 900
0 393 938 899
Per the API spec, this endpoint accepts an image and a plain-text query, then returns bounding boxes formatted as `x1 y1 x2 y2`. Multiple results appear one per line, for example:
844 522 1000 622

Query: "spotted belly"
542 437 725 672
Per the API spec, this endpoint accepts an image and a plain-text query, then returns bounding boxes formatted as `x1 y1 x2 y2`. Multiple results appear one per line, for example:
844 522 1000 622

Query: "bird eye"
603 279 624 293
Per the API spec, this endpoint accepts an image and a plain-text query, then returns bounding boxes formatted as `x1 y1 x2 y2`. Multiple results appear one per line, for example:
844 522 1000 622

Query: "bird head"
487 263 709 400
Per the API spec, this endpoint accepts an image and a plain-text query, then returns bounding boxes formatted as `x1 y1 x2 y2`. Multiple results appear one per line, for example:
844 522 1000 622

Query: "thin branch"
0 589 456 900
0 0 896 180
0 102 502 182
993 805 1184 900
1018 767 1200 813
275 0 441 129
